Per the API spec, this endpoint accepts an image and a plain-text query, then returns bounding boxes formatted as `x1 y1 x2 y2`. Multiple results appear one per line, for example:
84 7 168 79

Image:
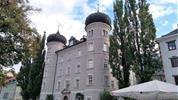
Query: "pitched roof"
162 28 178 37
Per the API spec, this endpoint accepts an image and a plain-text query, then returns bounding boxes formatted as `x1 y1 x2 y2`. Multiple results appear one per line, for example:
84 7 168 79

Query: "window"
46 58 50 64
88 75 93 86
170 57 178 67
69 40 73 46
88 59 93 68
167 40 176 50
75 79 80 88
86 96 92 100
42 82 45 90
44 70 47 77
78 50 81 57
88 30 93 37
88 43 94 51
66 67 70 75
59 69 62 77
57 81 60 90
103 43 107 51
76 65 80 73
104 76 109 87
103 30 108 36
111 80 115 89
174 76 178 85
66 80 70 89
3 93 8 99
104 59 108 69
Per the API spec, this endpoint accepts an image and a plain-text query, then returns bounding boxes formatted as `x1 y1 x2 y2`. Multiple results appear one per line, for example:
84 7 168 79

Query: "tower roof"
85 12 111 27
47 31 67 44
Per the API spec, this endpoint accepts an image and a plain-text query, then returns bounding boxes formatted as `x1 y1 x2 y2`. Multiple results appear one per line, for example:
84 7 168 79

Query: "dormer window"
69 40 73 46
167 40 176 50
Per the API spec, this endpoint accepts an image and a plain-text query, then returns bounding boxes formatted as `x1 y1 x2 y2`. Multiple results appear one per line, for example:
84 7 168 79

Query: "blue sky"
11 0 178 72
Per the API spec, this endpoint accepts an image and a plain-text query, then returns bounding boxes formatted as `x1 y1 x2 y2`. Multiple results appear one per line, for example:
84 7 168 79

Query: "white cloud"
172 23 178 29
156 28 159 32
29 0 113 41
149 0 177 5
149 4 176 19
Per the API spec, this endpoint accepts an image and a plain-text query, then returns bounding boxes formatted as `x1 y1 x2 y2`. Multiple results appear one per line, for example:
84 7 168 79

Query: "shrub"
100 90 114 100
46 94 53 100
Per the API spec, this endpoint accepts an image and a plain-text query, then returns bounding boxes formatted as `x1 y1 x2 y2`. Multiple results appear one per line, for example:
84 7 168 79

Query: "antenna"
97 0 99 12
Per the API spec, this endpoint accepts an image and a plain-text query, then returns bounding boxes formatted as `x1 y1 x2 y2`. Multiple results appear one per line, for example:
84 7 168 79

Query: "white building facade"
157 29 178 85
39 11 118 100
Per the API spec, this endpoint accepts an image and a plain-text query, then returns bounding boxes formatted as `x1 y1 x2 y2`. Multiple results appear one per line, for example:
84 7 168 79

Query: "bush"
100 90 114 100
46 94 53 100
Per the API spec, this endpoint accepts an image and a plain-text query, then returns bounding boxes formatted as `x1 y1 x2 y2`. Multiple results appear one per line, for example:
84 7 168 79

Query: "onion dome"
47 31 67 44
85 12 111 27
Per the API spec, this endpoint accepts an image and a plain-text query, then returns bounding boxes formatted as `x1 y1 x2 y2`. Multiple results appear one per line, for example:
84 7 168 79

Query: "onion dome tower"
84 10 112 93
40 30 66 98
47 31 67 44
85 12 111 28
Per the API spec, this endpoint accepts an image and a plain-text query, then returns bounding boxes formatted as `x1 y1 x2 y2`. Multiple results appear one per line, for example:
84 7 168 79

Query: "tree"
127 0 162 83
16 58 31 100
110 0 161 88
0 0 35 68
17 33 46 100
110 0 135 88
0 71 5 87
27 33 46 100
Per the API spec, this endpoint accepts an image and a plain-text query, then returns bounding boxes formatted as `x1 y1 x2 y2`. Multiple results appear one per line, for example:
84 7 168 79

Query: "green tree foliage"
46 95 54 100
16 58 31 100
0 71 5 87
110 0 162 88
0 0 34 67
0 0 38 88
100 90 114 100
17 33 46 100
27 33 46 100
110 0 135 88
127 0 162 83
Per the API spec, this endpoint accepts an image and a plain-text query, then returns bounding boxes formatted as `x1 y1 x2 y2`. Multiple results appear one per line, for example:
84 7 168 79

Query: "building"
14 86 23 100
156 29 178 85
0 77 16 100
39 11 118 100
0 71 22 100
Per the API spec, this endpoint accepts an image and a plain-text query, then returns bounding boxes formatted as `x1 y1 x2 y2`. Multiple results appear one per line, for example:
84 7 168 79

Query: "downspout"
52 53 58 95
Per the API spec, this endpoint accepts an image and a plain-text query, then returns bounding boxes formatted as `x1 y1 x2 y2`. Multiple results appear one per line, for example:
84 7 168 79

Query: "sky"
12 0 178 72
28 0 178 39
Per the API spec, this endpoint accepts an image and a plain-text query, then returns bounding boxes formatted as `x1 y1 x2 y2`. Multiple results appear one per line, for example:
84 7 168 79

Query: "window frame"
167 40 176 51
104 59 108 69
57 81 61 90
88 43 94 51
170 57 178 67
103 43 108 52
75 78 80 88
88 59 94 69
88 74 93 86
75 64 80 73
66 80 70 89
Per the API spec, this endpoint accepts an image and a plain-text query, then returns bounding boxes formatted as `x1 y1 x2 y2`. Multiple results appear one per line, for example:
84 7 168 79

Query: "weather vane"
57 23 61 33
